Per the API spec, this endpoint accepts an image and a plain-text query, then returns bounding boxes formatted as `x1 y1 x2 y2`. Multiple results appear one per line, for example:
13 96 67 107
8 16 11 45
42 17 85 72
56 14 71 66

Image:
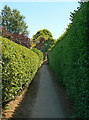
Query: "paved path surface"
13 64 74 118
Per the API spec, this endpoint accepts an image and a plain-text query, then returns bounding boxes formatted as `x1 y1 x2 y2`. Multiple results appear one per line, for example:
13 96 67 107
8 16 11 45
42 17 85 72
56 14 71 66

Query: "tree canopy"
31 29 55 53
41 37 55 53
32 29 53 41
1 5 29 36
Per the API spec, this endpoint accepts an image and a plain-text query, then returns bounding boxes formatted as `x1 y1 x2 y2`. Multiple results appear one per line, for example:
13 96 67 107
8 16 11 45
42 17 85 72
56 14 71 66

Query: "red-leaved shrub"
2 27 31 49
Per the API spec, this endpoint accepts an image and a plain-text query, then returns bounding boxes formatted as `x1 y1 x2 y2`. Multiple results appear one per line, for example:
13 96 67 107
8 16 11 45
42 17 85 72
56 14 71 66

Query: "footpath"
13 63 74 118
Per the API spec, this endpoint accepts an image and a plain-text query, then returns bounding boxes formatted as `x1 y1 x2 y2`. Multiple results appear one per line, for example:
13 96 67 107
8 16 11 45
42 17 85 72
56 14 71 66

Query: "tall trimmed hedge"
31 48 43 67
48 2 89 118
1 37 43 105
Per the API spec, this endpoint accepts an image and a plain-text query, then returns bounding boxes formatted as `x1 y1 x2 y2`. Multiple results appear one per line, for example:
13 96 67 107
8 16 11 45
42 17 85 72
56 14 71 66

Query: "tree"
35 36 46 50
1 5 29 36
2 27 31 49
41 37 55 53
32 29 53 41
32 29 55 53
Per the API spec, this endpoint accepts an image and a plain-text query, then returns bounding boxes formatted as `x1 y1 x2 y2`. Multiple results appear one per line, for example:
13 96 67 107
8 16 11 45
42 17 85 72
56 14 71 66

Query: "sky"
1 1 80 39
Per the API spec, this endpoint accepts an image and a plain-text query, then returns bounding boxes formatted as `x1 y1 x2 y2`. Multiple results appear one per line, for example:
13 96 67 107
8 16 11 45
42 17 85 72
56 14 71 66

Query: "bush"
1 36 43 105
48 2 89 118
31 48 43 67
2 27 31 49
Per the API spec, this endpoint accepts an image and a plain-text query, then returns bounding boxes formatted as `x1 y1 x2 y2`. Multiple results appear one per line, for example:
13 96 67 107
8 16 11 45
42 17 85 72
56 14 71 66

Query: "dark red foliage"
39 37 45 43
2 27 31 49
35 37 45 50
11 33 31 48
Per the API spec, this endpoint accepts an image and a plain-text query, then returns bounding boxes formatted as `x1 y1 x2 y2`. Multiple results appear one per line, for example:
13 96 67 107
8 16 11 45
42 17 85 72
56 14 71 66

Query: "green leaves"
32 29 53 41
1 5 29 36
31 48 43 67
32 29 55 53
48 2 89 118
2 36 43 105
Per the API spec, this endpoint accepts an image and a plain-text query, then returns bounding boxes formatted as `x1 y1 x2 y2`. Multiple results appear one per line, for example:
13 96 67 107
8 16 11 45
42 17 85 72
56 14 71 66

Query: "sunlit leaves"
2 37 43 105
1 5 29 36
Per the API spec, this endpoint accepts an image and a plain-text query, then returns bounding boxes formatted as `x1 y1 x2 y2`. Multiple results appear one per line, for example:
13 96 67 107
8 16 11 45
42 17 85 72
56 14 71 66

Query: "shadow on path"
13 63 74 118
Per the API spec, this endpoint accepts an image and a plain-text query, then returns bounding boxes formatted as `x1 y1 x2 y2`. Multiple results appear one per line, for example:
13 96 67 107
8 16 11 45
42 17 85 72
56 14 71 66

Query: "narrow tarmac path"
13 64 74 118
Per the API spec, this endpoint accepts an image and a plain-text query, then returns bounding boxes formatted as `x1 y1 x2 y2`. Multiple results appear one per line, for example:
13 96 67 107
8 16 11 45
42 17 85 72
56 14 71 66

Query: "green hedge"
48 2 89 118
31 48 43 67
1 36 43 105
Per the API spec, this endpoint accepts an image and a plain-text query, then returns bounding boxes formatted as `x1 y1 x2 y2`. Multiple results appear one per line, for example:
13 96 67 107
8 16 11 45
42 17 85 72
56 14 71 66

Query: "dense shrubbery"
2 27 31 49
48 2 89 118
31 48 43 67
34 37 46 50
41 37 55 53
31 29 55 54
1 36 43 105
0 39 1 96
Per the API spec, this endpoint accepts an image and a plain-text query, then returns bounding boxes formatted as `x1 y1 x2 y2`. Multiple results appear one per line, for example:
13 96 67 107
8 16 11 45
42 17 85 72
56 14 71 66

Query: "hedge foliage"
31 48 43 67
48 2 89 118
1 36 43 105
0 39 1 96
